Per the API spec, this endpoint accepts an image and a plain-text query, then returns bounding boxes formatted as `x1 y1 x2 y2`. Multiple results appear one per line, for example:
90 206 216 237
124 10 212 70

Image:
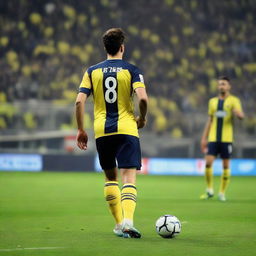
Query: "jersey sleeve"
208 99 214 116
232 97 242 112
131 66 146 90
79 70 92 95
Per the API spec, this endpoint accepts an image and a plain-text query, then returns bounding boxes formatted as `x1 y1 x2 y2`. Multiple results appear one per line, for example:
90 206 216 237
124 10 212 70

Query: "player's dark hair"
218 76 230 82
102 28 125 56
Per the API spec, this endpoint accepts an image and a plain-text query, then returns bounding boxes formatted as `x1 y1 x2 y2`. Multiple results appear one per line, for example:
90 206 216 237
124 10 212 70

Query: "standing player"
75 28 148 238
200 76 244 201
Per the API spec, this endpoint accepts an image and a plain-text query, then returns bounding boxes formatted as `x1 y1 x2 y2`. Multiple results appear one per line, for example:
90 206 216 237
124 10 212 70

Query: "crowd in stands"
0 0 256 137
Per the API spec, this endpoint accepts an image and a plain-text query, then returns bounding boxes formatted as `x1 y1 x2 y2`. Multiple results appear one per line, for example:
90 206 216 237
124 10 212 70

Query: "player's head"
218 76 231 95
102 28 125 56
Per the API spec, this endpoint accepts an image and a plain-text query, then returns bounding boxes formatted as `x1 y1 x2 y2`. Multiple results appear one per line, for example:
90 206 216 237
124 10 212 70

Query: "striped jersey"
208 95 243 142
79 59 145 139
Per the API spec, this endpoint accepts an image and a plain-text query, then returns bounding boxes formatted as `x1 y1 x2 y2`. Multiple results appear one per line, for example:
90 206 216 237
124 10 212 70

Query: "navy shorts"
207 142 233 159
96 134 141 170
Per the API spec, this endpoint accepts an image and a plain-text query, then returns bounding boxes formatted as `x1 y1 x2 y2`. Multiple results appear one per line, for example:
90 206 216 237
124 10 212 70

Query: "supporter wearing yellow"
75 28 148 238
200 76 244 201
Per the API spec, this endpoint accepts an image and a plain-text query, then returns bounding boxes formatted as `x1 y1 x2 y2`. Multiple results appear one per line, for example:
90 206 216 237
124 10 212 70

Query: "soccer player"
200 76 244 201
75 28 148 238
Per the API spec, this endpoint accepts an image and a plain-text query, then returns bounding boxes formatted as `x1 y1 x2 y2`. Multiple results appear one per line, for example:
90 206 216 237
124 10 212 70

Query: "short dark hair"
218 76 230 82
102 28 125 56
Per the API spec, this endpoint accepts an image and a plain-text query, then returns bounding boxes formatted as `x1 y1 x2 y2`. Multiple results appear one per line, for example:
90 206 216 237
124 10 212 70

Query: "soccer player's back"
75 28 148 238
79 59 145 138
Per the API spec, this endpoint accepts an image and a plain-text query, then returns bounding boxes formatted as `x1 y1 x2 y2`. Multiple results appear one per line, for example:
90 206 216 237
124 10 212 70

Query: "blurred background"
0 0 256 162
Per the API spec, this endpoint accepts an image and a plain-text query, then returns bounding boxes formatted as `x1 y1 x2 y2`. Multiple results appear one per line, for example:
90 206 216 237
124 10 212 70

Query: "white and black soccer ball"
155 215 181 238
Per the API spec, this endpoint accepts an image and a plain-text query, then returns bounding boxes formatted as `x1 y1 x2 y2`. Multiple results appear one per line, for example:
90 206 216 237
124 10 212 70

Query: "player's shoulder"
228 94 240 101
208 96 218 103
87 60 108 74
121 60 142 73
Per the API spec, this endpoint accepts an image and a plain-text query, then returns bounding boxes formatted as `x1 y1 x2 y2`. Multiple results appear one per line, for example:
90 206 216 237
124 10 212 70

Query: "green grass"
0 172 256 256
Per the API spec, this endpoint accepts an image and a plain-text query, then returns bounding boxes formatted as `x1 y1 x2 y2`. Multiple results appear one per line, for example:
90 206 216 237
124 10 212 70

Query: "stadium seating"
0 0 255 136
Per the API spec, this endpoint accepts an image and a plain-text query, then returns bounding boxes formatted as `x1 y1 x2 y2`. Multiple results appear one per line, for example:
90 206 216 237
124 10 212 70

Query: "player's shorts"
207 142 233 159
96 134 141 170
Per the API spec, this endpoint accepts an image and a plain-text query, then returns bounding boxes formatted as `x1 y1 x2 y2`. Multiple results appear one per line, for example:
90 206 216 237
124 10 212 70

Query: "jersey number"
104 77 117 103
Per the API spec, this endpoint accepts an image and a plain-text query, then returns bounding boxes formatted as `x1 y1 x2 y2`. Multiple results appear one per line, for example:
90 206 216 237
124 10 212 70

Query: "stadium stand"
0 0 255 141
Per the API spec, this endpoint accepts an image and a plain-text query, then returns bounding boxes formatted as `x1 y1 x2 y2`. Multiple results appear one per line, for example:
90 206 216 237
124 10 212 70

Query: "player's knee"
104 172 117 181
121 168 137 184
106 176 117 182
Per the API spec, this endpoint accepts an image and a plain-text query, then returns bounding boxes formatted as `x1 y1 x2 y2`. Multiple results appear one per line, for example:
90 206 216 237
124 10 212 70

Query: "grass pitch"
0 172 256 256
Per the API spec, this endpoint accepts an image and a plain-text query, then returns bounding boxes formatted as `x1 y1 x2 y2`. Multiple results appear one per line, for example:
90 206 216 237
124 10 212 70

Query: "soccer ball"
155 215 181 238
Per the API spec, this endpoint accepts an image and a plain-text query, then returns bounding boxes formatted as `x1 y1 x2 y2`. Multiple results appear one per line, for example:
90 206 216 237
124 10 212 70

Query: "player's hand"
136 116 146 129
232 109 244 120
200 139 208 154
76 129 88 150
232 108 240 116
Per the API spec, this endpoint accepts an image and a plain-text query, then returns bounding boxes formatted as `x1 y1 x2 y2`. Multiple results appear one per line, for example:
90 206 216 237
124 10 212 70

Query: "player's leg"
218 159 230 201
116 135 142 238
103 168 123 236
219 143 232 201
200 154 215 199
120 168 141 238
200 142 218 199
205 155 215 193
96 136 123 236
120 169 137 227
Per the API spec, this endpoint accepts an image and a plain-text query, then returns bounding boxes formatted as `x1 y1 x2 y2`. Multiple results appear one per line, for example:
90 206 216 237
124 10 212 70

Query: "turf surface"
0 172 256 256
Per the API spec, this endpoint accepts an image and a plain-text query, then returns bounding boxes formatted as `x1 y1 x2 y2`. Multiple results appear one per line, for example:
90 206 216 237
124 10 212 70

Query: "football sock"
205 167 213 191
219 168 230 194
104 181 123 225
121 183 137 226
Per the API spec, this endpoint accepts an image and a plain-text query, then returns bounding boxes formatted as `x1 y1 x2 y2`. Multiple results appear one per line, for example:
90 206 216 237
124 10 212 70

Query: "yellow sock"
205 167 213 190
121 183 137 226
104 181 123 225
219 168 230 194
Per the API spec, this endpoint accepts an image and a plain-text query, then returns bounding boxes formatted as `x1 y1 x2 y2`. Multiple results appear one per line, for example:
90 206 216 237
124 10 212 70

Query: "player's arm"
131 66 148 129
200 116 213 154
76 69 92 150
233 109 244 120
75 92 88 150
135 87 148 129
232 98 245 120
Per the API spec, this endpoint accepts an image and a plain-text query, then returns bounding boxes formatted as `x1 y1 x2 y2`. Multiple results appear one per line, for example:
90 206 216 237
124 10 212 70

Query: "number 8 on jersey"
105 76 117 104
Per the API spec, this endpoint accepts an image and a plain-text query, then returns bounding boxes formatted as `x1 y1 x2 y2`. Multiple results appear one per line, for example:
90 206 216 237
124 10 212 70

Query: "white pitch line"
0 247 65 252
181 221 188 224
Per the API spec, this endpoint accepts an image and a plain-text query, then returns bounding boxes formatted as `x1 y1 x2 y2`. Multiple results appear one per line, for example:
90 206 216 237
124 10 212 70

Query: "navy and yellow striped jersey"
79 59 146 139
208 95 243 142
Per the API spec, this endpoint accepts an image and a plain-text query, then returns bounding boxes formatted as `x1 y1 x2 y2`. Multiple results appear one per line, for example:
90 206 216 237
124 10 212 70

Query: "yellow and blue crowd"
0 0 256 137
